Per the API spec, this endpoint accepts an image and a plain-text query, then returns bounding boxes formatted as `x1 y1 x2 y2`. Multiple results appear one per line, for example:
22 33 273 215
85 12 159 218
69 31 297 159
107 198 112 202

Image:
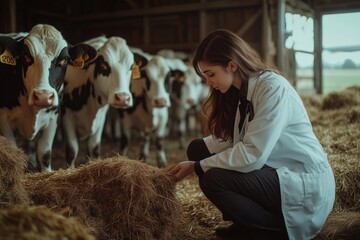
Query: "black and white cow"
119 54 186 168
62 36 137 168
0 24 97 172
168 59 210 149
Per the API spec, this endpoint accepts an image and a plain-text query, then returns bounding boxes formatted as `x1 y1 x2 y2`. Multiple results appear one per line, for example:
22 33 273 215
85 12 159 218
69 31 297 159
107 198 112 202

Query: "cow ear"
171 69 185 82
133 52 148 69
0 36 21 66
131 52 149 80
68 43 98 69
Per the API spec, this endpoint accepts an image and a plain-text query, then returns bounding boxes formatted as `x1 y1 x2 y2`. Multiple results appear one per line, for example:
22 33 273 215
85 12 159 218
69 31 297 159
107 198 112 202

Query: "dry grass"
0 205 95 240
316 211 360 240
0 136 30 207
24 156 183 240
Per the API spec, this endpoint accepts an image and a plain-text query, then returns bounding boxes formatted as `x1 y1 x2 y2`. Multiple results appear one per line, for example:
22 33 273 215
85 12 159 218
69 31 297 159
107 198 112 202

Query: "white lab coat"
200 71 335 240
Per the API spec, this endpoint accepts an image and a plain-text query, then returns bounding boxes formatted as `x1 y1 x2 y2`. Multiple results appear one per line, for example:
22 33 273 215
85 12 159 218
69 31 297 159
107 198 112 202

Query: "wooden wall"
1 0 265 55
1 0 359 93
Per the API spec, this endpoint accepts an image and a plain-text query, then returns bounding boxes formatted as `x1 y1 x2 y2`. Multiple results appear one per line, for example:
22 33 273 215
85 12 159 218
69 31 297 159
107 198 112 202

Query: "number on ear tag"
0 49 16 65
72 55 85 69
132 63 141 79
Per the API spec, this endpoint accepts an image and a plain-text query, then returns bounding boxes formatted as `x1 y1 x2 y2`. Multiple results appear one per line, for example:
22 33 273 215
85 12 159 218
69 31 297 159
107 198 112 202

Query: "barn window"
284 11 315 94
322 12 360 94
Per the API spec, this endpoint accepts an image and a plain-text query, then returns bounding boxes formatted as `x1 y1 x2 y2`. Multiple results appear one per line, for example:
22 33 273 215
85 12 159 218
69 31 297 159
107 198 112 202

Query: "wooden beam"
29 8 66 19
315 1 360 13
314 9 323 94
9 0 16 32
199 0 207 41
261 0 276 67
277 0 286 72
324 45 360 52
138 42 199 53
143 16 149 46
236 9 262 37
286 0 314 16
70 1 261 22
125 0 138 9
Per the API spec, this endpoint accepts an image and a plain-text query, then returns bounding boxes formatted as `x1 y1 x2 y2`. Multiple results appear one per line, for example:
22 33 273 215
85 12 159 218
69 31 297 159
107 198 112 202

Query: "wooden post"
9 0 16 32
199 0 207 41
314 9 323 94
277 0 285 72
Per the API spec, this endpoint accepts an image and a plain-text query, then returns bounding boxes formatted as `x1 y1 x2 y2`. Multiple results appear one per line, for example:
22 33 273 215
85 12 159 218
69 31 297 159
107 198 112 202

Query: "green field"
296 69 360 95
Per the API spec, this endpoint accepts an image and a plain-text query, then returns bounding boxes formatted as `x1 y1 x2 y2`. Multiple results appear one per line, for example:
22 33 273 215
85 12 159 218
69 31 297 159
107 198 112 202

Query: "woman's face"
198 61 238 93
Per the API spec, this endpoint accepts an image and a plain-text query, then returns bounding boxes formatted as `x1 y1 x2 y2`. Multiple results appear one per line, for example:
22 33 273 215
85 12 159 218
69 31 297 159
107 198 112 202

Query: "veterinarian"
168 29 335 240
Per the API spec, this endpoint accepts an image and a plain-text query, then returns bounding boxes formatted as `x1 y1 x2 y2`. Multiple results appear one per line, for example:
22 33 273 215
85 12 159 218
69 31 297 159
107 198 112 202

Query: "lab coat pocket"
282 171 305 208
302 171 335 213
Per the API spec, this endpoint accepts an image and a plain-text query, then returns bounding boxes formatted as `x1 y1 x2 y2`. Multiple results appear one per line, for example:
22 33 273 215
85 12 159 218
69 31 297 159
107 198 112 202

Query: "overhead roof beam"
70 1 261 22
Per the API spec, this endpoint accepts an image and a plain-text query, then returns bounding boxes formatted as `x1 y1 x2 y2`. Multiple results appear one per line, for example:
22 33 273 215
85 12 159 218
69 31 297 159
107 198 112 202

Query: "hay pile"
316 211 360 240
0 136 30 207
304 87 360 213
24 156 183 240
175 176 223 240
0 136 184 240
309 87 360 239
295 87 360 239
0 205 95 240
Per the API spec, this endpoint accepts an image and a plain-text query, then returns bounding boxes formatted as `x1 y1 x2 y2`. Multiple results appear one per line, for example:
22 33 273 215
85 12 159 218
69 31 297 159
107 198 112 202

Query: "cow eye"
24 54 33 65
57 57 68 67
100 63 108 71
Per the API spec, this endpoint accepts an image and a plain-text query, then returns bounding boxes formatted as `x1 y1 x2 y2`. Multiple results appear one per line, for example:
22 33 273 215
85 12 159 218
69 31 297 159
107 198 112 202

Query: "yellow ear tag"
82 54 89 61
0 49 16 65
179 76 185 82
132 63 141 79
72 54 85 69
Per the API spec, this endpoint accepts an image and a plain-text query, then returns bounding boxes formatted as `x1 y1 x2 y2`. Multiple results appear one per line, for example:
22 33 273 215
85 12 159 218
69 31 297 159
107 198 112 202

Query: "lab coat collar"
247 70 272 101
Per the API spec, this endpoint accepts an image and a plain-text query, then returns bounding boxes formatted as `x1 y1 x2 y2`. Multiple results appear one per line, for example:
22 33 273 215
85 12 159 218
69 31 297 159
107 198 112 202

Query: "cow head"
144 55 172 108
17 24 97 110
176 66 206 110
93 36 137 109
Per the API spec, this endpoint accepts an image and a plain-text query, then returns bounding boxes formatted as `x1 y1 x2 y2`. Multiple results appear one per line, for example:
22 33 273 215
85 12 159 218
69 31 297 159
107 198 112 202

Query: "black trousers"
187 139 289 240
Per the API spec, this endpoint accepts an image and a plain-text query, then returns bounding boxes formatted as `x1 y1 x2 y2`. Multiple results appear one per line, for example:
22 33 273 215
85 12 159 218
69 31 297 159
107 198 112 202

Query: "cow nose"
32 90 55 107
154 98 167 108
114 92 131 108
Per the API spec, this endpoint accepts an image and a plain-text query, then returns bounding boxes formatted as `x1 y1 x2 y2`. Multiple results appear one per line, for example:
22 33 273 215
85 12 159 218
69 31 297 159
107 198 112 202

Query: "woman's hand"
168 161 195 182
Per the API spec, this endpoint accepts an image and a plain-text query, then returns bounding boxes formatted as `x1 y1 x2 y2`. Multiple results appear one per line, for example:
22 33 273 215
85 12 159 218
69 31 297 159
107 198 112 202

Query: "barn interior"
0 0 360 240
1 0 359 93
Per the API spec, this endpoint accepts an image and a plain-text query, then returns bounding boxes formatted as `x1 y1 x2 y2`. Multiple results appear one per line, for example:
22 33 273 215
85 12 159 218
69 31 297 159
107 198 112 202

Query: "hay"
0 205 95 240
0 136 30 207
24 156 183 240
175 175 223 240
329 154 360 212
317 211 360 240
321 86 360 110
301 88 360 212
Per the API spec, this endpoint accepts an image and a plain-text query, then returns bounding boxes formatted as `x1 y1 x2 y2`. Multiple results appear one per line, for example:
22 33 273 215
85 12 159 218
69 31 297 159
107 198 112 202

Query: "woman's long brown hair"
192 29 271 141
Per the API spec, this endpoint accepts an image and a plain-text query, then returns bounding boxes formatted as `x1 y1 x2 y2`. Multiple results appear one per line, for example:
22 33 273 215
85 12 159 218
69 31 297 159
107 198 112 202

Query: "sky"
322 12 360 66
285 11 360 67
322 12 360 48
